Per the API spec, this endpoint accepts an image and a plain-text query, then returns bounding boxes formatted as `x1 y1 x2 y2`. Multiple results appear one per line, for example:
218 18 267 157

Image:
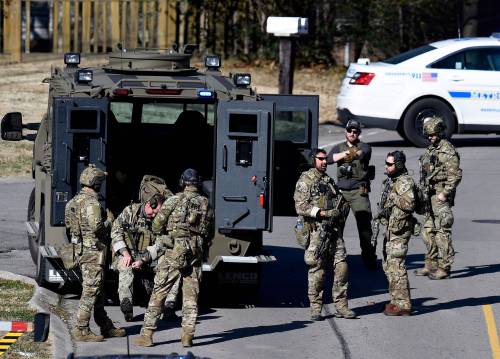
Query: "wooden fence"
1 0 178 62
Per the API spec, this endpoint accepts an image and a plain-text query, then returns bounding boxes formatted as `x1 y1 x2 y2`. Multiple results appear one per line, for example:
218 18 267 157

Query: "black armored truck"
1 47 318 300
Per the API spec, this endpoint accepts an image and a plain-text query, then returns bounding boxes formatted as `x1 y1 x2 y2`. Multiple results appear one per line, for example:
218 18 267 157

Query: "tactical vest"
336 141 369 182
123 204 155 257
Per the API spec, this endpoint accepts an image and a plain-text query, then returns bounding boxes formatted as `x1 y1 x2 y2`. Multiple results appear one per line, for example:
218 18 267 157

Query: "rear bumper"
337 108 399 130
202 254 276 271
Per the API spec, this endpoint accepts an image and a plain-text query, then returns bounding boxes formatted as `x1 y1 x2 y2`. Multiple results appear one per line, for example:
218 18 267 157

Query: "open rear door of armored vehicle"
215 101 274 232
261 94 319 216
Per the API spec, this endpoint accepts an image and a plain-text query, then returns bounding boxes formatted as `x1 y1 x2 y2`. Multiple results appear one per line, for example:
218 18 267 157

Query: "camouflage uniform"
380 173 416 311
294 167 353 319
135 184 213 346
70 189 118 336
420 138 462 274
111 203 180 311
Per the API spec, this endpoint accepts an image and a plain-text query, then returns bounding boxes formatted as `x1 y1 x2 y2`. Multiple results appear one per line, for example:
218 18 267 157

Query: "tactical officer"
327 119 377 270
415 117 462 280
294 148 356 321
375 151 416 316
66 164 126 342
133 168 213 348
111 175 173 321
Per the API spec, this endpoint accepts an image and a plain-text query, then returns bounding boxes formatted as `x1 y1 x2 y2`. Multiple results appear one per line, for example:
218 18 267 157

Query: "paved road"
1 127 500 358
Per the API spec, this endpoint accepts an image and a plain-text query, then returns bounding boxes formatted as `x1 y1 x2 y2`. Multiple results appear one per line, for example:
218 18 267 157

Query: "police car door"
261 94 319 216
51 98 108 227
215 101 274 231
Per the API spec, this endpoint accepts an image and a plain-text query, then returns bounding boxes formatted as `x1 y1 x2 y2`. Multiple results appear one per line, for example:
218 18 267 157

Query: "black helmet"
179 168 199 189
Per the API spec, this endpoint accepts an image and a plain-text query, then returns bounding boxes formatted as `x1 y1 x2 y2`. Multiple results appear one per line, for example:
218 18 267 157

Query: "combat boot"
72 327 104 342
133 329 154 347
101 325 126 338
120 298 134 322
310 313 323 321
334 306 357 319
414 262 437 276
429 267 450 280
181 329 194 347
383 303 411 316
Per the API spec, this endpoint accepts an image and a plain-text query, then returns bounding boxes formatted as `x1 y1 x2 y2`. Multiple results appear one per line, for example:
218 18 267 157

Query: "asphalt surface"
1 126 500 358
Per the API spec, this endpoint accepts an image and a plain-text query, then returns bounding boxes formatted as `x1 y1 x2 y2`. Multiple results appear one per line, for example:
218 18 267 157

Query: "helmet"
139 175 167 205
388 150 406 171
179 168 199 189
423 116 446 137
80 164 106 188
346 119 361 131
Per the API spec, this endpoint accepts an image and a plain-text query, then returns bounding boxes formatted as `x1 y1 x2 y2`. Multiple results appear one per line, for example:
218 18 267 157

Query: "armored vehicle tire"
402 98 455 148
27 188 38 263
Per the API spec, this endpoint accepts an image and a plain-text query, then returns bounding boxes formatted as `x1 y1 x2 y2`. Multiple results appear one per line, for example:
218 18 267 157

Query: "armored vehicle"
1 47 318 300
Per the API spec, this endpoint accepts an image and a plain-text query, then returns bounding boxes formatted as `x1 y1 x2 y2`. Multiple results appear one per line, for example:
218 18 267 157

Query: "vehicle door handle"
451 77 464 82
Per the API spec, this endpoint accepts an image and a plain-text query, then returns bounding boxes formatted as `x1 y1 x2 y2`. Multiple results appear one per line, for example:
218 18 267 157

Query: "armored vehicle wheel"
403 98 455 147
27 188 38 263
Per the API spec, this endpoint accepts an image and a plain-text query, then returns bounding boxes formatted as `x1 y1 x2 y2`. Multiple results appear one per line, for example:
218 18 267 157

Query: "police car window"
432 48 500 71
275 110 307 142
142 103 183 124
382 45 436 64
110 102 133 123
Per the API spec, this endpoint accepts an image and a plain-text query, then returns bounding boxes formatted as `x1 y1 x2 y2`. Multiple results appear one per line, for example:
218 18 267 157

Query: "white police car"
336 35 500 147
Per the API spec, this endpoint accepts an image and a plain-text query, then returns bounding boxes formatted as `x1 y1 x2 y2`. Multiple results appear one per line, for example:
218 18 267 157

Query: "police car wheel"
402 98 455 147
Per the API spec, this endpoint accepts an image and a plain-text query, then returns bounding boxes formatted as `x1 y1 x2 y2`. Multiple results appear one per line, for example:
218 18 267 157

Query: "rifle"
314 191 346 260
417 153 439 216
371 178 392 249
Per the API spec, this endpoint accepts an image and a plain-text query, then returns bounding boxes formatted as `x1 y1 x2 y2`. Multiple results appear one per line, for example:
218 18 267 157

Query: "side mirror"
1 112 23 141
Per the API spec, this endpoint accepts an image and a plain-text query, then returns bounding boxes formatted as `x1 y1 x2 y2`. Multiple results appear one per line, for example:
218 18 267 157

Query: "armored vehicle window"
142 103 183 124
69 109 99 131
110 102 133 123
275 110 307 143
186 103 215 125
229 113 258 134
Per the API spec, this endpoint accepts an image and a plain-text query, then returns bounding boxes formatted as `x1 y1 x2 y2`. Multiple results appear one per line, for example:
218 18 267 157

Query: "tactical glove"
324 209 341 219
106 208 115 223
344 147 359 163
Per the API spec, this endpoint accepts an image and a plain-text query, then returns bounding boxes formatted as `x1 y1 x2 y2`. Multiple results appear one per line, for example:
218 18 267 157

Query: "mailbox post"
266 17 308 95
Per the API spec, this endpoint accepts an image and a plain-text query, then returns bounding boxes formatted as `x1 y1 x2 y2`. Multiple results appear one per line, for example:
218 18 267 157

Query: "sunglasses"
315 156 328 161
346 128 360 134
385 161 395 166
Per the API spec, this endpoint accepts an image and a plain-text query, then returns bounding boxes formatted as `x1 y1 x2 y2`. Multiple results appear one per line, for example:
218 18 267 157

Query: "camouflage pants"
76 257 112 329
142 254 201 336
112 255 180 305
382 231 411 310
304 228 349 316
341 189 376 263
422 195 455 270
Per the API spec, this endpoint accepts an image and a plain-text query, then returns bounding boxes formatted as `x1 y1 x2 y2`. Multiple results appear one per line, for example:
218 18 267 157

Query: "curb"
0 271 74 359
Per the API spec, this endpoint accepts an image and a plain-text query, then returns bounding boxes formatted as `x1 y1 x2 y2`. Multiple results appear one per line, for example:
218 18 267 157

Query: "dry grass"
0 55 345 177
0 279 51 359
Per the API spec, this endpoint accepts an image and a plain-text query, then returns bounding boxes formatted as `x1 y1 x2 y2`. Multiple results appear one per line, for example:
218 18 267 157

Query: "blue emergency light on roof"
205 55 221 70
77 69 93 83
197 89 215 98
64 52 80 66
